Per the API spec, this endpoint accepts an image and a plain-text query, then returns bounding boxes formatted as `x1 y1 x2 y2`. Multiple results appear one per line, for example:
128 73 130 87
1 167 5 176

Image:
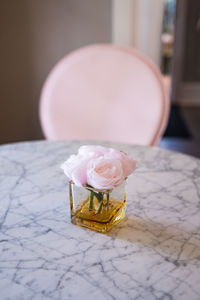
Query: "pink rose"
61 145 137 188
61 154 88 187
61 146 112 186
78 145 111 158
105 150 137 177
78 145 137 177
87 157 124 190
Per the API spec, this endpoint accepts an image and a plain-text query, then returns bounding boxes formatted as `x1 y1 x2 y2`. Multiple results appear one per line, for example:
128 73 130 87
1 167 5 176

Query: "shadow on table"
108 215 200 265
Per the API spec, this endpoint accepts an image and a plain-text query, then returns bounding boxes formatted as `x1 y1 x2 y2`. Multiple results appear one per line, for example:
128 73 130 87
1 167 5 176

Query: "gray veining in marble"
0 140 200 300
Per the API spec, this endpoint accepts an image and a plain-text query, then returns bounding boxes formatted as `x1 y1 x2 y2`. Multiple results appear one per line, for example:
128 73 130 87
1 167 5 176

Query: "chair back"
40 44 169 145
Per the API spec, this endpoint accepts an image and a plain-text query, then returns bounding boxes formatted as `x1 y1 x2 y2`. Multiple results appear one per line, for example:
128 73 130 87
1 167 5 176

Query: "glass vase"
69 180 126 233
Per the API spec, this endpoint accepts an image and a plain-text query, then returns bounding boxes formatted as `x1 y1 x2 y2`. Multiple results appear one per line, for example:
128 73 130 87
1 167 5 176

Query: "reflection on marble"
0 140 200 300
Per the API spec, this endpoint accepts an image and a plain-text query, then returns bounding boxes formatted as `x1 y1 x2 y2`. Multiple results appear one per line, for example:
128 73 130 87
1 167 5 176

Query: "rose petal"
61 154 88 186
87 157 124 190
105 150 137 177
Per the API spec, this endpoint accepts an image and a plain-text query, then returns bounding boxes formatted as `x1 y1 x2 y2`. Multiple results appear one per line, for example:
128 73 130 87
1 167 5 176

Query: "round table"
0 140 200 300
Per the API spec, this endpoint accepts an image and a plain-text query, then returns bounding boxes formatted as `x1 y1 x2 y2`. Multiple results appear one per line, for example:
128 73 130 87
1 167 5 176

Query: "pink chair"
40 44 169 145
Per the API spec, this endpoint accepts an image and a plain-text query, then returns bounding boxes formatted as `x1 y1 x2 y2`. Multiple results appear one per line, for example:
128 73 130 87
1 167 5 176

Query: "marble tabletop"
0 140 200 300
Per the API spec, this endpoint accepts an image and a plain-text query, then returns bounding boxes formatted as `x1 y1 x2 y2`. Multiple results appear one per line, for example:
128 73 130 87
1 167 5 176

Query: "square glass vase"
69 180 126 233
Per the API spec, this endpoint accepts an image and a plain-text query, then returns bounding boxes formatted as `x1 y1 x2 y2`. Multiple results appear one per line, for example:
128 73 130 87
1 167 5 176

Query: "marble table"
0 140 200 300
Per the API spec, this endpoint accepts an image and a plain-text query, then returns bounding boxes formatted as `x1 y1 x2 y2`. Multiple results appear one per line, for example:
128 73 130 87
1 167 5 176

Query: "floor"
160 107 200 158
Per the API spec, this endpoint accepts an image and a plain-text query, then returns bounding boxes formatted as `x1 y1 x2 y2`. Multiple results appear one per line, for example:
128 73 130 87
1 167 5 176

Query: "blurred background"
0 0 200 156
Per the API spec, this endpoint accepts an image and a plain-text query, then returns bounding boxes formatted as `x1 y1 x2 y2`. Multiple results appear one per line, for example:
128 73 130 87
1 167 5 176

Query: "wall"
112 0 136 47
171 0 200 106
112 0 165 67
0 0 111 144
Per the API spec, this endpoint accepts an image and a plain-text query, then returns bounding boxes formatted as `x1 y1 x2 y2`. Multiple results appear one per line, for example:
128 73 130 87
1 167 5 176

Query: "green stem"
97 199 103 214
96 192 104 214
93 191 103 203
107 193 110 209
87 189 105 214
89 191 94 210
86 188 102 203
